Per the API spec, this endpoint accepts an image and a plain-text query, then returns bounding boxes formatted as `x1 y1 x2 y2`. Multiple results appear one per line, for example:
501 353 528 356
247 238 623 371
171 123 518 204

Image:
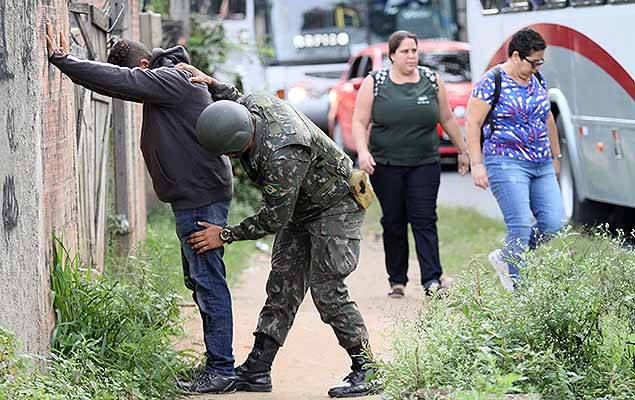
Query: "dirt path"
180 223 428 400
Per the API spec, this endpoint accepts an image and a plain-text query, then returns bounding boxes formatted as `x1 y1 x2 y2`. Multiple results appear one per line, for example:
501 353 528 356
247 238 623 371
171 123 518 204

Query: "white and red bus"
467 1 635 225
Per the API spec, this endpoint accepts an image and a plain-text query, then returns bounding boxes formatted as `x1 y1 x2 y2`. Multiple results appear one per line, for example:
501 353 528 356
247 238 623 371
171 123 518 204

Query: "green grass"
364 201 506 276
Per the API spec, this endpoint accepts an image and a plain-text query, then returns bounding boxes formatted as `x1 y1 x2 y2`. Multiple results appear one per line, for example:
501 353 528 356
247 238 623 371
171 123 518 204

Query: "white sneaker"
488 249 515 292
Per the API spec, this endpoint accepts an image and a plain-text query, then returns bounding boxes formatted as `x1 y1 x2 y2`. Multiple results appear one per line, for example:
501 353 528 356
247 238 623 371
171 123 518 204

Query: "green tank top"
369 67 440 166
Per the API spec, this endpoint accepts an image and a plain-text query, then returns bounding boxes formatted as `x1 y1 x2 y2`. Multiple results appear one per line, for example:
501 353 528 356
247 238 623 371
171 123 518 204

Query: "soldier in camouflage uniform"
179 63 376 398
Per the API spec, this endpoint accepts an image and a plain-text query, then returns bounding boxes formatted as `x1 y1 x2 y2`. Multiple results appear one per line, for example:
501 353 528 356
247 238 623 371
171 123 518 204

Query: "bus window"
479 0 501 14
268 0 368 65
370 0 458 40
500 0 531 12
530 0 568 9
302 5 362 30
191 0 246 20
570 0 606 6
608 0 635 4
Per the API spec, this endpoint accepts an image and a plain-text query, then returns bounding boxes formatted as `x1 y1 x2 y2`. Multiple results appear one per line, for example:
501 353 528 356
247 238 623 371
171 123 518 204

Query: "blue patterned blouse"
472 67 552 162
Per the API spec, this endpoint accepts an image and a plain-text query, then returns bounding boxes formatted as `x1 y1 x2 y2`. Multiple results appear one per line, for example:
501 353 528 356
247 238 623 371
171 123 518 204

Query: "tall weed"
378 227 635 399
1 237 192 399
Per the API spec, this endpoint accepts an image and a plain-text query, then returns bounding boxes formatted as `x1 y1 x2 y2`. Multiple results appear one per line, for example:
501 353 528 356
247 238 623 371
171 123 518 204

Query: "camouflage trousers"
255 196 369 350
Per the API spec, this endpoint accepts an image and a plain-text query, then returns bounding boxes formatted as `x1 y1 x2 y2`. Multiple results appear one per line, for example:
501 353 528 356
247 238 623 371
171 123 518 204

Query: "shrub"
0 238 192 399
377 227 635 399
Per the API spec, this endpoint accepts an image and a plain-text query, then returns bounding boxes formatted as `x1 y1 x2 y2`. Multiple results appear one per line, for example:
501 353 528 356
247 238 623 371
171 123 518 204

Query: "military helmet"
196 100 254 154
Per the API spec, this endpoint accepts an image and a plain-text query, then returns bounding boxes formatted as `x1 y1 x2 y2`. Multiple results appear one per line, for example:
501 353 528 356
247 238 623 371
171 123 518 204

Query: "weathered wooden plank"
94 100 111 271
72 12 96 60
69 2 90 15
90 6 110 32
91 92 110 105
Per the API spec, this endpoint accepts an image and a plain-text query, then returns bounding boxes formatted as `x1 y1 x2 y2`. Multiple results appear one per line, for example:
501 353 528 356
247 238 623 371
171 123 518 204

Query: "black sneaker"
180 370 237 394
327 369 379 398
175 363 207 392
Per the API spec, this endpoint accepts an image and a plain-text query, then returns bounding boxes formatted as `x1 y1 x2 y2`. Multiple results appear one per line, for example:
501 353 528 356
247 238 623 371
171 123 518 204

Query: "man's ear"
139 58 150 69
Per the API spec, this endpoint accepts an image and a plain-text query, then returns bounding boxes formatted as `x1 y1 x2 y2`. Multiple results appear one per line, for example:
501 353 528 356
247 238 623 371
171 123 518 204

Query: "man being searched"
46 22 237 394
177 62 378 398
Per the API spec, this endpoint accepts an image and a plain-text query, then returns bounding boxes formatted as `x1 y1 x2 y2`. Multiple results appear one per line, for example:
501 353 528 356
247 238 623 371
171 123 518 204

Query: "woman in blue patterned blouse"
465 28 565 291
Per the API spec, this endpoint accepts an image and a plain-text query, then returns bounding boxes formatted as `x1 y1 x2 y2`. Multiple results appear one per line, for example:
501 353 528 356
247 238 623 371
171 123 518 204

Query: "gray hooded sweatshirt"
49 46 233 210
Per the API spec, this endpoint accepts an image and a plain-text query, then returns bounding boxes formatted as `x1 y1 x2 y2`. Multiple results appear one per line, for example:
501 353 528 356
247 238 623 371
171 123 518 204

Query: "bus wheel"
559 135 575 223
558 117 609 226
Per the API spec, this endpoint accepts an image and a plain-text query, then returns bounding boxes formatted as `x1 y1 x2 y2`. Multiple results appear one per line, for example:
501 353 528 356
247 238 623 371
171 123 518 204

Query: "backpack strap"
480 66 502 148
417 65 439 93
371 68 389 97
534 70 547 89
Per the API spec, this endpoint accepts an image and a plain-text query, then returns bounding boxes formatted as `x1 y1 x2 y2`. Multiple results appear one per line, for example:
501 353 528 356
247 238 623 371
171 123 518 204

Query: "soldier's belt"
348 169 375 210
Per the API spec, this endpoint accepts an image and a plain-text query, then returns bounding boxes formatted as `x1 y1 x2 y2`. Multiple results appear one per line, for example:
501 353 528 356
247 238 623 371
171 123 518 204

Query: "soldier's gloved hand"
176 63 217 86
187 221 224 254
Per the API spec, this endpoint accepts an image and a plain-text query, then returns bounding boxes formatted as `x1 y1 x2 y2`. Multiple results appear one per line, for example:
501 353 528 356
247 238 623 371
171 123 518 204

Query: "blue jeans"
485 156 565 279
174 201 234 376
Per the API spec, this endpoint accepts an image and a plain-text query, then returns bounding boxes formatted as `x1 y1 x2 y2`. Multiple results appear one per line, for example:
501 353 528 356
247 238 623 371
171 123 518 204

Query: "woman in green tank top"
352 31 469 298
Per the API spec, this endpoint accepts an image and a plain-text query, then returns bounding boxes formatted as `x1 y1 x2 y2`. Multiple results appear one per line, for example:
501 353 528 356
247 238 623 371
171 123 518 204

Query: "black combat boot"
235 333 280 392
327 345 379 398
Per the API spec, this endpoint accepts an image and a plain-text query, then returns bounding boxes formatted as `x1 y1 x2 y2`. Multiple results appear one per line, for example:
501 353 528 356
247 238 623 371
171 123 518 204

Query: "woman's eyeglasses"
522 56 545 68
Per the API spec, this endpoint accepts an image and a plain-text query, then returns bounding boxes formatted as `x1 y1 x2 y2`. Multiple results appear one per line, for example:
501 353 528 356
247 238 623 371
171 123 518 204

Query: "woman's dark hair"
507 28 546 58
388 30 418 63
107 39 152 68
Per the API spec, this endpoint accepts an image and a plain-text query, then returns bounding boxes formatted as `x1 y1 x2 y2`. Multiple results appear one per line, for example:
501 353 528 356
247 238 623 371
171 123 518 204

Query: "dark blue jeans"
485 156 565 279
370 162 443 287
174 201 234 376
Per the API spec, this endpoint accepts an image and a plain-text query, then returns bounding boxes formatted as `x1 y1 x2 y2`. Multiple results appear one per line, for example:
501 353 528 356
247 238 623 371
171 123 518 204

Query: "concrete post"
169 0 190 39
140 11 163 49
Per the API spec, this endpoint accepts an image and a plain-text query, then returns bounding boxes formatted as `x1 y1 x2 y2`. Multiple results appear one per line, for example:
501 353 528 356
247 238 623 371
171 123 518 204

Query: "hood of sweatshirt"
149 45 191 69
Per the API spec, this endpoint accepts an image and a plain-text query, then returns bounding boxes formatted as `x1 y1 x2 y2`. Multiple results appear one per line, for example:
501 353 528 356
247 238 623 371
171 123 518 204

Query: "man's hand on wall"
45 19 69 58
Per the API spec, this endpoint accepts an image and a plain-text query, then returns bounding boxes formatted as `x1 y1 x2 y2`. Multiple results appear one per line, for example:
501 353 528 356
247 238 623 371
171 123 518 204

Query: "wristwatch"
552 153 563 160
220 227 234 244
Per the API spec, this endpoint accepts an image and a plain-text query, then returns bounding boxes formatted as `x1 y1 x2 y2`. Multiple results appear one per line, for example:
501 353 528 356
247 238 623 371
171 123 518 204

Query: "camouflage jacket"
209 82 354 241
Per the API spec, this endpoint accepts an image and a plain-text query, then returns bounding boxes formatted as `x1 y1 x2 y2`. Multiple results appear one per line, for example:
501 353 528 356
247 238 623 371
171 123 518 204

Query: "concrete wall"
0 0 145 356
0 0 69 356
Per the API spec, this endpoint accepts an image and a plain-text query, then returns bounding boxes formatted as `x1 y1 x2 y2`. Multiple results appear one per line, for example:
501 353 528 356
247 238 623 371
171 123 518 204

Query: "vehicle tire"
557 116 609 226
